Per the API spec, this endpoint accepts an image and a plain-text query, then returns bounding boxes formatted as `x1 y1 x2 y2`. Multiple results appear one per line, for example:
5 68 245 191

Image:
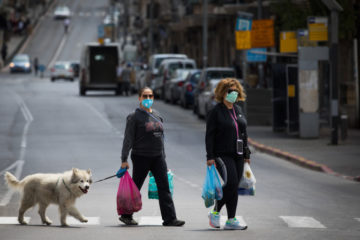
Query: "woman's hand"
244 159 250 164
121 162 129 169
207 159 215 166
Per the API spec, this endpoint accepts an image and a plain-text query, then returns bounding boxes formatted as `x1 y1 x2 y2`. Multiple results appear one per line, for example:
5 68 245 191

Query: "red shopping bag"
116 171 142 215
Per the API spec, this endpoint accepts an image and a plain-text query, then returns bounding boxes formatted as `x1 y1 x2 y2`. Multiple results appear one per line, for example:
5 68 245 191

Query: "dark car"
193 67 236 117
9 54 32 73
179 69 201 108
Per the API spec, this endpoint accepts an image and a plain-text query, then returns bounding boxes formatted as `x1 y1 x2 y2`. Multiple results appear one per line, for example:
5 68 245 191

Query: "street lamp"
321 0 343 145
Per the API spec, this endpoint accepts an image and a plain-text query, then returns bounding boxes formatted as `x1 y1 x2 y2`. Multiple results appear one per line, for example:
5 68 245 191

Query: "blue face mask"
225 91 238 103
142 99 153 109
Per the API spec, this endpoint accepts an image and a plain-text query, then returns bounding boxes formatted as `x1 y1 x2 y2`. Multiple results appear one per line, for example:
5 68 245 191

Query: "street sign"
246 48 267 62
235 18 252 31
280 31 298 53
235 31 251 50
98 24 105 39
251 19 275 48
308 17 328 42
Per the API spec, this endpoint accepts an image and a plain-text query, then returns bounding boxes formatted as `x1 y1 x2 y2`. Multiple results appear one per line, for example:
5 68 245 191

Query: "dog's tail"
4 172 23 191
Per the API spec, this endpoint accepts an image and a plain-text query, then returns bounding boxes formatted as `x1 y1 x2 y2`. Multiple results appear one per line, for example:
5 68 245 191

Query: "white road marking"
48 33 67 68
83 101 121 134
66 217 100 225
0 91 32 206
173 174 201 190
138 216 163 226
0 217 30 224
220 216 247 227
355 218 360 222
280 216 326 228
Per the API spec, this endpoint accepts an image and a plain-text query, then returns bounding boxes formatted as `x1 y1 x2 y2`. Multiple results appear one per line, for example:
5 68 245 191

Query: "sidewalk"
247 126 360 182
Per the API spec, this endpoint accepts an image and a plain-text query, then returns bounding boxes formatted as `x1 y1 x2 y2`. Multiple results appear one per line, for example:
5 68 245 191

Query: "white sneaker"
208 211 220 228
224 218 248 230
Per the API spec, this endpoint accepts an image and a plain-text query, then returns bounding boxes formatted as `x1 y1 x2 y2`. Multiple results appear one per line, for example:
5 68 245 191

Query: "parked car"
193 67 236 116
50 61 74 81
54 6 71 19
164 69 192 104
179 69 201 108
145 54 187 87
152 58 197 98
79 42 120 96
9 54 32 73
70 61 80 77
197 79 222 118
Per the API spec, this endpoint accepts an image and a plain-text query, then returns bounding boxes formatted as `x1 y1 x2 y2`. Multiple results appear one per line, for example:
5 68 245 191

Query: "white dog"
4 168 92 226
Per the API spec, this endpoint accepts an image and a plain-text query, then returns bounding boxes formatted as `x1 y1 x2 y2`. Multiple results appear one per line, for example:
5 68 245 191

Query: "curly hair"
214 78 246 103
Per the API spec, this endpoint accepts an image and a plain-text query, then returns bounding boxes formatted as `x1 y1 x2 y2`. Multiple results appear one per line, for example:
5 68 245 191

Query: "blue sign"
236 18 252 31
246 48 267 62
98 25 105 38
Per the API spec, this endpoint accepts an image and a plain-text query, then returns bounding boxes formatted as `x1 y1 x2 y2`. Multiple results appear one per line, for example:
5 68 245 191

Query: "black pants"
215 154 244 219
123 154 177 222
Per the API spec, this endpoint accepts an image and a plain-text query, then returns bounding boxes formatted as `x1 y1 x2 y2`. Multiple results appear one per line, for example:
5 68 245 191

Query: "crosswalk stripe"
66 217 100 225
220 216 247 227
138 216 163 226
0 217 30 224
280 216 326 228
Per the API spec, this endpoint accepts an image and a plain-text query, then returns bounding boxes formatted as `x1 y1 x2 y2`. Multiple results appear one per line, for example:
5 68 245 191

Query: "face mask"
142 99 153 109
225 91 238 103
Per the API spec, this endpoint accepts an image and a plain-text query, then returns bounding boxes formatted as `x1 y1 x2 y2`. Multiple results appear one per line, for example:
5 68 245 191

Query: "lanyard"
228 108 239 139
138 108 162 125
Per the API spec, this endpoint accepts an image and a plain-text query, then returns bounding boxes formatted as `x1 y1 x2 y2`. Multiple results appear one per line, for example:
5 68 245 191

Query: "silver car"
164 69 192 104
50 61 74 82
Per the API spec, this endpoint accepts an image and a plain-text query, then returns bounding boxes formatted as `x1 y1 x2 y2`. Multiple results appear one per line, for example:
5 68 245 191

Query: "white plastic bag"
239 162 256 189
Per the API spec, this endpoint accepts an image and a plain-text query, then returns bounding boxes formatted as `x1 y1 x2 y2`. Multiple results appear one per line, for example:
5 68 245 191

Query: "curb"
248 138 359 182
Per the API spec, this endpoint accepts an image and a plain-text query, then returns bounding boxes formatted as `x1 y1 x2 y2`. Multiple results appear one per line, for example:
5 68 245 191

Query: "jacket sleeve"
121 113 136 163
205 107 217 160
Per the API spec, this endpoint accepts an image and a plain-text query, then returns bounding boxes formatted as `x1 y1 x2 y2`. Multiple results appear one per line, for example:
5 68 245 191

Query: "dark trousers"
123 154 177 222
215 154 244 219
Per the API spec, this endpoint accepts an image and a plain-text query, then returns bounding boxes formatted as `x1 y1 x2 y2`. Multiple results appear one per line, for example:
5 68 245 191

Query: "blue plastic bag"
148 170 174 199
202 165 223 208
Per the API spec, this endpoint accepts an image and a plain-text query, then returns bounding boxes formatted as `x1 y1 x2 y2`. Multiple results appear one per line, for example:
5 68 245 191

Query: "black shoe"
162 219 185 227
119 216 138 225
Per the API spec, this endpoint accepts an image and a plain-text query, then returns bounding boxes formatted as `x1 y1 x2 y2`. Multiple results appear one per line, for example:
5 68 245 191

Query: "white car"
54 6 71 19
50 61 74 82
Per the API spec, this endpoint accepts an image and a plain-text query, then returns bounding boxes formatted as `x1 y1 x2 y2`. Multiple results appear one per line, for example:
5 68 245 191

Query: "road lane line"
355 218 360 222
280 216 326 228
0 91 33 206
66 217 100 225
83 101 122 134
48 33 68 68
0 217 31 224
138 216 162 226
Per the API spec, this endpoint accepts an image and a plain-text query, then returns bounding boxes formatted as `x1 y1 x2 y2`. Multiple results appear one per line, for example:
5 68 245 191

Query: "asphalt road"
0 0 360 239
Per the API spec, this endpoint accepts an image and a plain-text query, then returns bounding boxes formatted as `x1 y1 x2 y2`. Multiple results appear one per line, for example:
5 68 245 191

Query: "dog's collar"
62 178 74 196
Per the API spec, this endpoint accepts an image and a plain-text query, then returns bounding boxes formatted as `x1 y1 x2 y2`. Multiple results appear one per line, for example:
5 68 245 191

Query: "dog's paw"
80 218 88 223
43 219 52 225
19 221 28 225
61 222 69 227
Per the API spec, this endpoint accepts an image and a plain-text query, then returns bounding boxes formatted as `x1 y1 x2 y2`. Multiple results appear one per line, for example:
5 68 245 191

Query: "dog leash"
94 174 117 183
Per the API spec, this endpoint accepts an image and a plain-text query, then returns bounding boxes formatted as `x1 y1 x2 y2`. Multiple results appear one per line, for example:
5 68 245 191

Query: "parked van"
79 42 120 96
145 53 187 87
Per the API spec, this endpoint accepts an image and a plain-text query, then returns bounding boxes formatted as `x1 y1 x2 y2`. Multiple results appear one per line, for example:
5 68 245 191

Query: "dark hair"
138 87 153 97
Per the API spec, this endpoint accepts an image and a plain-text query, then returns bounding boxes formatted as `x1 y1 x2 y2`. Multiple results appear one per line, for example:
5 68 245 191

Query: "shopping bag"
202 165 223 208
239 162 256 189
148 170 174 199
116 171 142 215
238 186 255 196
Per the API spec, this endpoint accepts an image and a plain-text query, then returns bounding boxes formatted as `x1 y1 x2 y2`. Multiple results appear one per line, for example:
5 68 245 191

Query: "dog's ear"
71 168 80 183
87 169 92 176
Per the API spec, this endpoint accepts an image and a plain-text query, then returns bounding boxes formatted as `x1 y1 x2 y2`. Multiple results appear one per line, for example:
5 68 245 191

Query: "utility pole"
149 0 154 55
321 0 343 145
202 0 208 69
257 0 264 88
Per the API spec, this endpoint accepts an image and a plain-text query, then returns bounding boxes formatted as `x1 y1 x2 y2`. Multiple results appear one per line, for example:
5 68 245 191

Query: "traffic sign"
235 31 251 50
251 19 275 48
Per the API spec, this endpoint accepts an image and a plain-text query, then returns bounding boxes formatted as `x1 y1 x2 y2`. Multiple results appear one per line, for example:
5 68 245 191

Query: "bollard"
340 114 348 140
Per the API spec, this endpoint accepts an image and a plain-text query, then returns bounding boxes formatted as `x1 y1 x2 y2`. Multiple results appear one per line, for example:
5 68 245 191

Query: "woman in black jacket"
205 78 251 230
117 87 185 227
